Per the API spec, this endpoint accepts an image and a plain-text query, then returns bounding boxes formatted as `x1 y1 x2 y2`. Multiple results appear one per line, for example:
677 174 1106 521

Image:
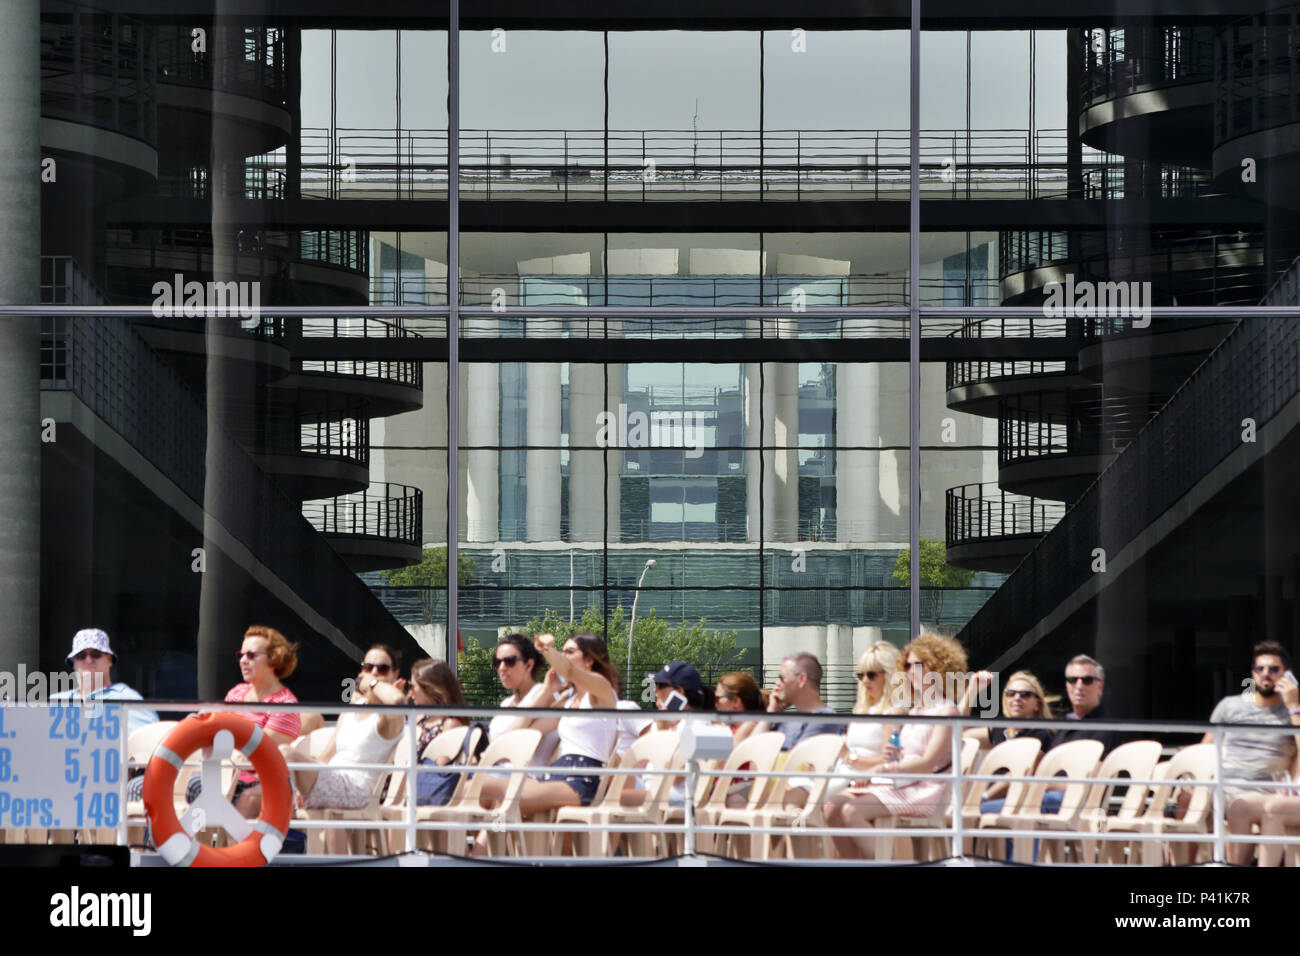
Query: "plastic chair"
380 725 469 854
419 728 542 857
1110 744 1215 865
658 731 784 856
1075 740 1163 864
716 733 845 860
980 739 1104 862
293 725 400 855
554 730 681 858
874 734 1029 863
883 735 985 861
660 758 722 856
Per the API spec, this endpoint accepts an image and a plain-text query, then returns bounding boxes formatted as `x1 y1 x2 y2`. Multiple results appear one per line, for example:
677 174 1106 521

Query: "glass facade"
8 2 1299 722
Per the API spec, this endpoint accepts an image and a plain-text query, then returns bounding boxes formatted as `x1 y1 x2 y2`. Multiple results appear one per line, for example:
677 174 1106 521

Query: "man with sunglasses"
1203 641 1300 864
51 628 158 737
1047 654 1123 753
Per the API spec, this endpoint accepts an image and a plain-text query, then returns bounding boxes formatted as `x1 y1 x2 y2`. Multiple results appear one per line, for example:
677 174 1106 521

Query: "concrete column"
0 0 41 671
568 363 621 542
525 363 562 541
745 362 800 543
465 363 499 542
824 623 856 712
380 362 449 544
835 363 880 543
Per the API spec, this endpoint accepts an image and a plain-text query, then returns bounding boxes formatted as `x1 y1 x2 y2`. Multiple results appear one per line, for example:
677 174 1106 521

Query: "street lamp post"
626 558 656 692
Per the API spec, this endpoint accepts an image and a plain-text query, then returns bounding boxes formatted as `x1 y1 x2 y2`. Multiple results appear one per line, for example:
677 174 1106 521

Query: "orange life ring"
142 712 293 867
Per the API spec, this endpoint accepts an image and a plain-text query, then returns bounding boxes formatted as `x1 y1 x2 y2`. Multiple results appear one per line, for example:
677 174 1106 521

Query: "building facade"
6 1 1299 714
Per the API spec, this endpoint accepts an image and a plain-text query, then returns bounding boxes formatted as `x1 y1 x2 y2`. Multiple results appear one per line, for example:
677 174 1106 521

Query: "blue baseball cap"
651 661 702 692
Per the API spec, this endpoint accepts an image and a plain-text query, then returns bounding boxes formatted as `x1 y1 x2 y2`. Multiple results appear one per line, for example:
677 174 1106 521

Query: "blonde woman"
825 641 903 796
823 633 968 859
961 670 1058 809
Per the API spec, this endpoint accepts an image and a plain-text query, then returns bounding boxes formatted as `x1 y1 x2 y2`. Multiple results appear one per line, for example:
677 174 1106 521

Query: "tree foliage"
380 546 477 626
892 539 975 624
456 605 746 706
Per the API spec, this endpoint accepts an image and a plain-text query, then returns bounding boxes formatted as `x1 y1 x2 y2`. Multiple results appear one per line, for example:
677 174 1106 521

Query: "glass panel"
460 31 604 200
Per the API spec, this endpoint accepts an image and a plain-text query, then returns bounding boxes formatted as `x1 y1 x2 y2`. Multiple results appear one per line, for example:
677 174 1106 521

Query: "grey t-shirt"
1209 694 1297 780
781 706 843 751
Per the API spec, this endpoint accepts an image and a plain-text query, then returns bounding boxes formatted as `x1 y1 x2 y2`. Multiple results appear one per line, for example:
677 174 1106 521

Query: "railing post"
1212 730 1227 864
951 716 964 860
117 702 130 847
404 710 419 853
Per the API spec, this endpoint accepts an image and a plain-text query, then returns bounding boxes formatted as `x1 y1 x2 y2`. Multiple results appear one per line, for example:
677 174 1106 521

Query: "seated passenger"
823 632 968 860
407 658 469 807
283 647 406 852
477 633 620 818
962 669 1057 812
199 625 304 818
825 641 904 798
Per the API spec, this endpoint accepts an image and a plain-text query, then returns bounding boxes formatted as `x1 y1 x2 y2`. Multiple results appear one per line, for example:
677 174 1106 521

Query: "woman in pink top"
223 625 303 817
823 632 967 860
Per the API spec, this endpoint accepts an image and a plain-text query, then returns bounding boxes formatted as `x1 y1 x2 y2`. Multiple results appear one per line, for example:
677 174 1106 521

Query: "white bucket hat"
67 627 115 663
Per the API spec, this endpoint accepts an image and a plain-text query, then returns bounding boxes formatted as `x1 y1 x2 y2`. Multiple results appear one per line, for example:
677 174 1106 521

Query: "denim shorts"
537 754 603 805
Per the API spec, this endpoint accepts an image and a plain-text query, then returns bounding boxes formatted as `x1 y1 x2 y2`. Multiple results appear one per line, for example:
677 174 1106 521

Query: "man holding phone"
1202 641 1300 864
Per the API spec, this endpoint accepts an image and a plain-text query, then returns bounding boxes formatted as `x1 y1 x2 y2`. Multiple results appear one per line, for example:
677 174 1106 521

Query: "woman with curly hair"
823 631 968 859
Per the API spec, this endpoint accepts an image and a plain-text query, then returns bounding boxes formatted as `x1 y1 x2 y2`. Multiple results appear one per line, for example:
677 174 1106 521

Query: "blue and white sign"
0 705 124 830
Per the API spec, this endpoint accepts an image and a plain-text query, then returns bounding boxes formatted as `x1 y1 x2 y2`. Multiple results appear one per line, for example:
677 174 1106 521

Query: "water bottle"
888 728 902 764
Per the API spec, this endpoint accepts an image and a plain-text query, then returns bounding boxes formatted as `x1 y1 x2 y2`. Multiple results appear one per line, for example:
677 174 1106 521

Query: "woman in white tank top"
283 646 407 853
477 632 620 822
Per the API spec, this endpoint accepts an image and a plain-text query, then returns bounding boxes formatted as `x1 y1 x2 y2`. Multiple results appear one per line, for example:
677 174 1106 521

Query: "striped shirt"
225 683 301 782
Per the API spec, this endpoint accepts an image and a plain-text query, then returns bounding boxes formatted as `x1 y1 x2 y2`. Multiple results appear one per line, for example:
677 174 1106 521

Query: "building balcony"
155 24 291 160
1078 25 1215 164
998 228 1270 308
304 482 424 573
287 126 1092 203
282 358 424 420
1213 9 1300 206
945 358 1078 418
997 390 1165 501
40 6 158 186
945 482 1066 573
249 412 371 503
103 227 370 307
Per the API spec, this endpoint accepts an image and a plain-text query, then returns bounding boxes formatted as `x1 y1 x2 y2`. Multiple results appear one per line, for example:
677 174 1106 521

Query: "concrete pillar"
761 625 830 689
568 363 621 542
525 363 562 541
465 363 499 542
835 363 880 543
516 253 588 543
745 361 800 543
824 623 856 712
0 0 41 671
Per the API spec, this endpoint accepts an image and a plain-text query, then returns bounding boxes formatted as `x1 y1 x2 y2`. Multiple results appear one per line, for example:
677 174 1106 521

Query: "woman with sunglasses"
200 625 304 817
477 632 621 819
484 634 549 740
823 632 968 859
283 645 407 850
824 641 903 797
961 670 1057 809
